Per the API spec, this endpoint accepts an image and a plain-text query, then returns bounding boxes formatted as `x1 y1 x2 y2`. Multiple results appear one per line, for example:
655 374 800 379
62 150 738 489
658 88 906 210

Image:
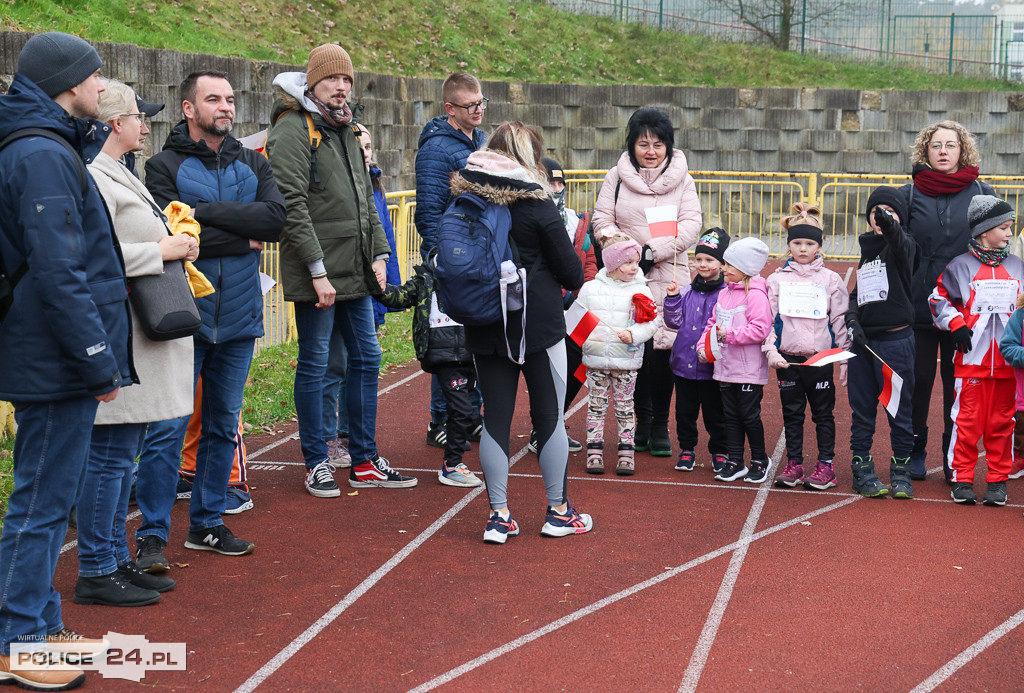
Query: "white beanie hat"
722 237 769 277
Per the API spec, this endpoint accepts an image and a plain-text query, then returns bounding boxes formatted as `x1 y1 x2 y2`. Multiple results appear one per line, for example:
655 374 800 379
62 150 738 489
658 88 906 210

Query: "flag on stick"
794 348 856 368
702 329 723 364
645 205 678 238
574 363 588 386
879 362 904 418
565 302 600 347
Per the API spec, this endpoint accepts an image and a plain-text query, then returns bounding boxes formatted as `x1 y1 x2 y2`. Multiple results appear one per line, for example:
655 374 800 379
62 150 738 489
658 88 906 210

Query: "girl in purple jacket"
698 237 773 483
663 228 730 475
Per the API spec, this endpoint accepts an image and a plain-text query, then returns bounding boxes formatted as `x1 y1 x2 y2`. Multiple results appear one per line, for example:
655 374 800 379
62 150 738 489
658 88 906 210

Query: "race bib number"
971 278 1019 315
778 282 828 318
716 304 747 329
429 293 461 328
856 265 889 306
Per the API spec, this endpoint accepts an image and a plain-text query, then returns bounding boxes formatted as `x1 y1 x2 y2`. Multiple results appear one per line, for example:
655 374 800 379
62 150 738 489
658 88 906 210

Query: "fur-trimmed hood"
450 169 550 206
272 72 318 116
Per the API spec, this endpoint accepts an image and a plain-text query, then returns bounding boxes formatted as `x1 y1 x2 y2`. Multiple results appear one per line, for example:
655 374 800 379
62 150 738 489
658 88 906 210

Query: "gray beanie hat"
18 32 102 98
968 194 1015 238
722 237 770 277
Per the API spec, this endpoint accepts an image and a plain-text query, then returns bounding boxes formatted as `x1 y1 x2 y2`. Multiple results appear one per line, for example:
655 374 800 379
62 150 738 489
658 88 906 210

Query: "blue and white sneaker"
439 463 483 488
540 500 593 537
223 484 254 515
483 511 520 544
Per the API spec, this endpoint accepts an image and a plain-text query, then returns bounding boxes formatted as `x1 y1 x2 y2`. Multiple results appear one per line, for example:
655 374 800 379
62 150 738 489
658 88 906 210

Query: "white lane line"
61 509 141 554
910 606 1024 693
679 434 786 693
408 493 859 692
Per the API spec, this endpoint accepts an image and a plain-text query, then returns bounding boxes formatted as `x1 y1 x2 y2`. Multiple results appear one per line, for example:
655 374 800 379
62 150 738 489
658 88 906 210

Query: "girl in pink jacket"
699 237 773 483
763 204 850 491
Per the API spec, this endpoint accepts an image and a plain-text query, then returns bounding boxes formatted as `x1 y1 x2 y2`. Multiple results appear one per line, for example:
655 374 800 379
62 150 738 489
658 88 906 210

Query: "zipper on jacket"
212 258 223 343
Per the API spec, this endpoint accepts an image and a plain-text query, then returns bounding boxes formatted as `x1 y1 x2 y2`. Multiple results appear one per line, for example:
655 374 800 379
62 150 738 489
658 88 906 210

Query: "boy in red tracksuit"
930 194 1024 507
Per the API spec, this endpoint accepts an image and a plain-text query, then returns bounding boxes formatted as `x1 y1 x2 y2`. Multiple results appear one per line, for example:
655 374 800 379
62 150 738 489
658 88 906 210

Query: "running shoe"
803 461 837 490
983 481 1007 507
950 482 976 505
135 535 169 574
223 484 254 515
715 459 747 482
744 459 773 484
327 437 352 468
540 500 593 537
184 524 255 556
349 456 418 488
774 459 804 488
483 511 520 544
711 453 729 474
675 450 696 472
439 463 483 488
176 474 193 500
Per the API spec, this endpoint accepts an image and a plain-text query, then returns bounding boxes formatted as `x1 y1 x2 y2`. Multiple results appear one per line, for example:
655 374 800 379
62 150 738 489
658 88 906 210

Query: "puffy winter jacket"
575 269 659 371
0 73 133 402
764 257 850 358
592 150 703 349
700 277 772 385
997 309 1024 410
414 115 486 259
145 121 285 343
370 168 402 327
663 277 725 380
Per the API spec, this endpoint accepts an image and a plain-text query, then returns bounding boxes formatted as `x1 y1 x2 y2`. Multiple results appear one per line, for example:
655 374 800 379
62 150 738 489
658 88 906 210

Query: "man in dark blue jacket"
133 70 285 567
0 32 133 690
414 72 487 447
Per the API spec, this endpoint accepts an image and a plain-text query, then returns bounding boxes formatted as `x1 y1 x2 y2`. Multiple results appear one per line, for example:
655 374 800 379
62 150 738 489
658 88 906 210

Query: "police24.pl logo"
12 631 186 682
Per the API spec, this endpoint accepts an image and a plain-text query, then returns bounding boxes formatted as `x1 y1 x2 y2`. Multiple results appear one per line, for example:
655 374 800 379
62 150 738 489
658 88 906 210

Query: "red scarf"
912 164 979 197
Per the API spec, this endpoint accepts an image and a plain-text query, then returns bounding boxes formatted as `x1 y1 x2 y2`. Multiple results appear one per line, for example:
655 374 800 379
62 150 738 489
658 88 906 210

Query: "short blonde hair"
485 121 549 187
95 77 137 126
911 120 980 169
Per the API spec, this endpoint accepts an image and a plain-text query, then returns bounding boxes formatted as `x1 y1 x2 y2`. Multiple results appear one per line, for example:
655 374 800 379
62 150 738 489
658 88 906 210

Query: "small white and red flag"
796 348 856 368
574 363 588 386
644 205 678 238
238 129 268 156
565 302 600 347
702 329 723 363
879 363 904 418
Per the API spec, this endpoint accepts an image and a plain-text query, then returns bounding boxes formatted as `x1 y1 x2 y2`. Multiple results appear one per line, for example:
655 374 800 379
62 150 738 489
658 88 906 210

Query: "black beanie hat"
17 32 102 98
694 227 730 264
865 186 908 225
787 223 823 245
541 157 565 184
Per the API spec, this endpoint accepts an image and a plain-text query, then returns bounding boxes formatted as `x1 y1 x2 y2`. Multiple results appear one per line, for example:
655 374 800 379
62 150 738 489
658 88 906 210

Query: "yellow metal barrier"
386 190 418 281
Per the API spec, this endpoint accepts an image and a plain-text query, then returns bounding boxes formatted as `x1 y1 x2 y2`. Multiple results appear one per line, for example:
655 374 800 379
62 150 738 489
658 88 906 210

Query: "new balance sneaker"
176 474 193 500
135 535 169 574
224 484 254 515
305 461 340 498
675 450 696 472
744 459 773 484
774 459 804 488
439 463 483 488
349 456 418 488
327 436 352 468
483 511 520 544
712 453 729 474
715 458 747 482
427 422 447 449
983 481 1007 507
803 461 837 490
950 481 977 505
541 500 593 537
184 524 255 556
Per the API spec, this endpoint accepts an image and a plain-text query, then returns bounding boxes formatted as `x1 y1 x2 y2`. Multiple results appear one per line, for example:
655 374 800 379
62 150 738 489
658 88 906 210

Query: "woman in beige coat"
74 79 197 608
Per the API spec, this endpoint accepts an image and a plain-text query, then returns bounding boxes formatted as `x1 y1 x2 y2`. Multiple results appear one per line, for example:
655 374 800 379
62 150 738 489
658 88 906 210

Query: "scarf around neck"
968 238 1009 267
912 164 979 197
691 273 724 293
305 91 352 128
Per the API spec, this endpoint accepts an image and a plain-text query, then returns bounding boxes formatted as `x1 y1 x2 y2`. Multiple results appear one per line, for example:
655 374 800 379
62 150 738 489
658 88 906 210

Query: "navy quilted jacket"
413 116 485 259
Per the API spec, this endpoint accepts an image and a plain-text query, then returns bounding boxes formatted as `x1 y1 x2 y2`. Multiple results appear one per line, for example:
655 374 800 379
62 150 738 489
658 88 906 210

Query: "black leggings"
720 383 767 463
912 327 956 456
634 341 674 428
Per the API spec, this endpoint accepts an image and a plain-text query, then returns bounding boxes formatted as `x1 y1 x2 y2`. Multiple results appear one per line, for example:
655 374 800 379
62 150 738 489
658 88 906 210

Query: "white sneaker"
438 463 483 487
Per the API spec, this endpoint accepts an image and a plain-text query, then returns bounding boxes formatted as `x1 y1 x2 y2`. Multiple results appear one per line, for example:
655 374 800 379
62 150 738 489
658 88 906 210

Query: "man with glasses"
414 72 487 450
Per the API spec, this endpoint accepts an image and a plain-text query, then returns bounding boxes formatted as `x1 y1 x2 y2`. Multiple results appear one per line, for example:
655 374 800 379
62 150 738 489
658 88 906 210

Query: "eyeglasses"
449 97 488 114
929 141 960 151
121 113 146 124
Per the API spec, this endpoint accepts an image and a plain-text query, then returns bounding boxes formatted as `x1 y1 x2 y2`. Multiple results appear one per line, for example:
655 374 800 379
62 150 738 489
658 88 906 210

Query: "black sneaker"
349 456 418 488
305 460 340 498
427 423 447 449
184 524 255 555
117 561 175 593
528 430 539 453
135 535 169 574
74 571 162 607
715 459 748 482
528 429 582 453
744 459 773 484
468 419 483 442
983 481 1007 507
951 482 977 505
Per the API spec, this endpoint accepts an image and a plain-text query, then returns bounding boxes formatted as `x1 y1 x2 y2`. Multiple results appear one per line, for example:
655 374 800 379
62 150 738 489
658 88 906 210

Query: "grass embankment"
1 0 1013 91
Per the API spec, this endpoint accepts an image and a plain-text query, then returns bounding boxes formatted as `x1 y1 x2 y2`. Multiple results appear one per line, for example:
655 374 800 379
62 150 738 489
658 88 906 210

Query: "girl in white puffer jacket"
575 237 661 476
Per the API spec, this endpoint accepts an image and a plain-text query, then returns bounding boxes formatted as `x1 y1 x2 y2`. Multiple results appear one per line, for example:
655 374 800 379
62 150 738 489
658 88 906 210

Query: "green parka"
266 85 390 302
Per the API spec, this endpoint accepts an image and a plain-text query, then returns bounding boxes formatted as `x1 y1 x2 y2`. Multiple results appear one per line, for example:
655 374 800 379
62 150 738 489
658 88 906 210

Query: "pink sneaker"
774 459 804 488
327 437 351 468
803 461 837 490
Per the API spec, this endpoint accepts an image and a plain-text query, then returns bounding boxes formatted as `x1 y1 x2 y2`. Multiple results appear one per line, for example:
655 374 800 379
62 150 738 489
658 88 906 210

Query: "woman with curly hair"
900 120 994 483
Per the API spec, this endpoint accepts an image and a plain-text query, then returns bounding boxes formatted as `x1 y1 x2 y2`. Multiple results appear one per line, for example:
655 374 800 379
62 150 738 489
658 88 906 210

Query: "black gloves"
638 245 655 275
951 325 973 354
873 207 898 234
562 291 575 309
846 316 867 347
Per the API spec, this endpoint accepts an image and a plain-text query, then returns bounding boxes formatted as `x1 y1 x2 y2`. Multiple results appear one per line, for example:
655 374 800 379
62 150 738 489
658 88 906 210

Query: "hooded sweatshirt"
699 277 772 385
765 256 850 358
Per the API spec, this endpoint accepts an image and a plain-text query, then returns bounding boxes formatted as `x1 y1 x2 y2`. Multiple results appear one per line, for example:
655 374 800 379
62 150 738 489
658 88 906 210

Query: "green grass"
0 0 1015 91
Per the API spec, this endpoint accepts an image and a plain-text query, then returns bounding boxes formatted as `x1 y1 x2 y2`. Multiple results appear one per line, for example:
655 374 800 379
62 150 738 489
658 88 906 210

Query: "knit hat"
17 32 102 98
541 157 565 184
865 186 908 225
722 237 769 277
968 194 1015 238
694 227 729 264
787 224 823 245
306 43 353 88
603 238 642 275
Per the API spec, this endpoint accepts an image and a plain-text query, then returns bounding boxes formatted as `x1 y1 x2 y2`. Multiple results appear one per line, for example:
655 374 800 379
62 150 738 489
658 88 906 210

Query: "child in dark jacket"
378 260 482 488
663 227 730 475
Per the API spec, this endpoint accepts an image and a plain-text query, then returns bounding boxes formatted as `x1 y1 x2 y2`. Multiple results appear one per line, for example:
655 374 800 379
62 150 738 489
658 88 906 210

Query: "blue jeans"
321 328 350 440
848 329 916 459
77 423 146 577
135 414 190 543
0 396 98 655
294 297 381 468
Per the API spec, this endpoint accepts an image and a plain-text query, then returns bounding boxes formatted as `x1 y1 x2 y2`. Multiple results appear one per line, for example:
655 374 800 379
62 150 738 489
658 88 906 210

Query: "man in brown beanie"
267 44 413 498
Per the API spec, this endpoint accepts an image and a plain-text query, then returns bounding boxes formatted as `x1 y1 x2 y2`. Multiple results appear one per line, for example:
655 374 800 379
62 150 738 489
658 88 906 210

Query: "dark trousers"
719 382 766 462
847 328 916 459
635 341 674 428
776 356 836 461
435 363 477 469
912 327 956 458
674 376 727 455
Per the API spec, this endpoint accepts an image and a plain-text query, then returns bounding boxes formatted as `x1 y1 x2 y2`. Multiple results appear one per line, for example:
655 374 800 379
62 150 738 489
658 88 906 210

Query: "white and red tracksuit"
929 252 1024 483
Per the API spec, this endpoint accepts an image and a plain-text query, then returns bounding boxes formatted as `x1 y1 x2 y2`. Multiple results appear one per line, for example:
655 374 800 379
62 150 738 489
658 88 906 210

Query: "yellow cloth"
163 201 215 298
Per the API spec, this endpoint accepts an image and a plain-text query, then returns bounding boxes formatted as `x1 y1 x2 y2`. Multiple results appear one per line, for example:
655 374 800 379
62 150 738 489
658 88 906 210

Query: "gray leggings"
475 342 569 509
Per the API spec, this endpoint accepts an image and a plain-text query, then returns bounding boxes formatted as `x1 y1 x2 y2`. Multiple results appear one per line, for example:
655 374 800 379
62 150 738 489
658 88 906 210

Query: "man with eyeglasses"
415 72 488 450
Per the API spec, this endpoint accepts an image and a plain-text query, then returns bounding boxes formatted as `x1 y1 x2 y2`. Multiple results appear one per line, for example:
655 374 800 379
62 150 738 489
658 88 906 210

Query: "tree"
707 0 857 52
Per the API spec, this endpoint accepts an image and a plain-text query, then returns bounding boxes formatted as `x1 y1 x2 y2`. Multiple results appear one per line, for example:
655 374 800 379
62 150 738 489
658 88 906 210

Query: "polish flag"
238 129 268 156
702 329 723 364
645 205 678 238
574 363 588 386
879 363 904 418
798 348 856 368
565 302 600 347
